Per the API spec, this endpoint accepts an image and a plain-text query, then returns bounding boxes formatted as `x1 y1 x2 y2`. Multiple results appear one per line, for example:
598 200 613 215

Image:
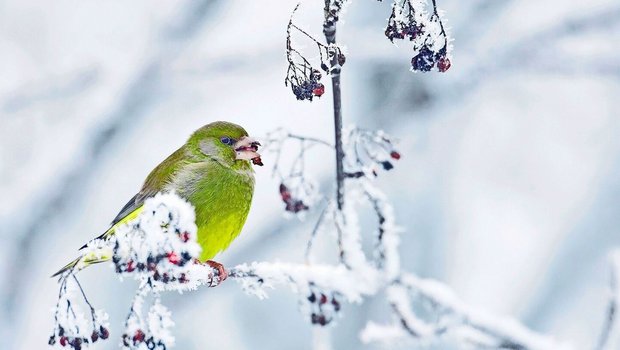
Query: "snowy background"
1 0 619 349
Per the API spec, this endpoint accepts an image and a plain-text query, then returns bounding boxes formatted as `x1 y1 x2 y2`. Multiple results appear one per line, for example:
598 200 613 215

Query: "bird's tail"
51 246 114 277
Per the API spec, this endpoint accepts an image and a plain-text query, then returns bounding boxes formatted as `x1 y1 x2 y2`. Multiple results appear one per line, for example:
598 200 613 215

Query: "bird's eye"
220 137 235 146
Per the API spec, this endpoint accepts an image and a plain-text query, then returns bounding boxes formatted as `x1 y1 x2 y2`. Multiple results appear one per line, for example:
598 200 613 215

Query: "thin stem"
323 4 345 211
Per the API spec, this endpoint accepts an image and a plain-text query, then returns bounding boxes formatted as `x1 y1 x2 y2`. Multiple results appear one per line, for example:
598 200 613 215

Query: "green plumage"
53 121 257 276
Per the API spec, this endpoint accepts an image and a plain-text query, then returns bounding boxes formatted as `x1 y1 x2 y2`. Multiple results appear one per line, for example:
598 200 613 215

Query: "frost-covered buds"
111 193 205 291
304 285 341 326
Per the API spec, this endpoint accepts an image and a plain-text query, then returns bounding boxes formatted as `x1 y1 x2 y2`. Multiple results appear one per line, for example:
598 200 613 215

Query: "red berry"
167 252 180 265
312 84 325 97
133 330 145 343
181 232 190 242
59 336 68 347
319 294 328 304
437 57 451 72
91 331 99 343
126 260 135 272
179 273 188 284
390 151 401 160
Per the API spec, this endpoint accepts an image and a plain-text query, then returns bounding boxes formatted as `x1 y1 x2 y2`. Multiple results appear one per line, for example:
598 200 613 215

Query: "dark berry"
381 161 394 170
332 298 341 312
337 53 346 66
308 293 316 303
320 63 329 72
319 294 328 305
411 46 435 72
48 335 56 346
91 331 99 343
100 326 109 339
72 338 82 350
311 70 322 80
59 336 68 347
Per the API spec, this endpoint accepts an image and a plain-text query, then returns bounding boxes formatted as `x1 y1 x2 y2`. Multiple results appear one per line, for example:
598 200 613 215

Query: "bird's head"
187 121 262 168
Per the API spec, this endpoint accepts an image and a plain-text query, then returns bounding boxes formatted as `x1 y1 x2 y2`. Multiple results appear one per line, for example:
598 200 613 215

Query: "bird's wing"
83 147 189 245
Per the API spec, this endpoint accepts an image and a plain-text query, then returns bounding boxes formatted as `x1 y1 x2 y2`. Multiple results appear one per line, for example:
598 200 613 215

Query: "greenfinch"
53 121 262 277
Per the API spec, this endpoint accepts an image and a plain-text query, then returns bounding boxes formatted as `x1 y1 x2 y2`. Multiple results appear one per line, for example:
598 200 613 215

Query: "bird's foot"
205 260 228 283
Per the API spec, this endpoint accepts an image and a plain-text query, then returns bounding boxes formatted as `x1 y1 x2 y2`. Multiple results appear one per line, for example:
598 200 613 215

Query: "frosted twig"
596 251 620 350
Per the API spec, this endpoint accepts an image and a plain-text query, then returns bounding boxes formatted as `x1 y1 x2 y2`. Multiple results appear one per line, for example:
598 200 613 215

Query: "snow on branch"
50 132 568 349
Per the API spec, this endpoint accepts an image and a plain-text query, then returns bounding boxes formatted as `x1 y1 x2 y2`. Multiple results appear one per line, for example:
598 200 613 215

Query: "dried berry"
337 53 346 66
100 326 109 339
280 184 292 201
411 46 435 72
437 56 451 72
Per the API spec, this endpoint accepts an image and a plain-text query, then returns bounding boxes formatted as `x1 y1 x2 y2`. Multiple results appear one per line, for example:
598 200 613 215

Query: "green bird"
53 121 262 278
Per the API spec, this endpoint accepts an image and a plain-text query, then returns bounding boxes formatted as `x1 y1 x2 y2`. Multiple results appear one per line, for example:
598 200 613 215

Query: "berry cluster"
384 0 451 73
48 326 110 350
110 195 203 291
385 20 423 42
411 46 451 72
305 286 341 326
291 70 325 101
121 329 166 349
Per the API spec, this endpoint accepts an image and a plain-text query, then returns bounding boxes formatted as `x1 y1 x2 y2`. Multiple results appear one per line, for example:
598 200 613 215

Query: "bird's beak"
234 136 263 166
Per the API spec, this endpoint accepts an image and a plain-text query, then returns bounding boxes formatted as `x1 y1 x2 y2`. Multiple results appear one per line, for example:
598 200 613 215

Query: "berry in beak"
234 137 263 166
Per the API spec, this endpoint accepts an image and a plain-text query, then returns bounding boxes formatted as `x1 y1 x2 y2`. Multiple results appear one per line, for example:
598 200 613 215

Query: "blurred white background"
1 0 619 349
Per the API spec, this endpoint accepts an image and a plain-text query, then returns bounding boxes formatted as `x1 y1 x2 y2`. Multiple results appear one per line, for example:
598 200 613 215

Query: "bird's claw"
206 260 228 283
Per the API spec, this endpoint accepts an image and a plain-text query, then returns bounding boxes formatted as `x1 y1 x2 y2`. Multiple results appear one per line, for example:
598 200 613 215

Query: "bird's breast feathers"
165 160 255 261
